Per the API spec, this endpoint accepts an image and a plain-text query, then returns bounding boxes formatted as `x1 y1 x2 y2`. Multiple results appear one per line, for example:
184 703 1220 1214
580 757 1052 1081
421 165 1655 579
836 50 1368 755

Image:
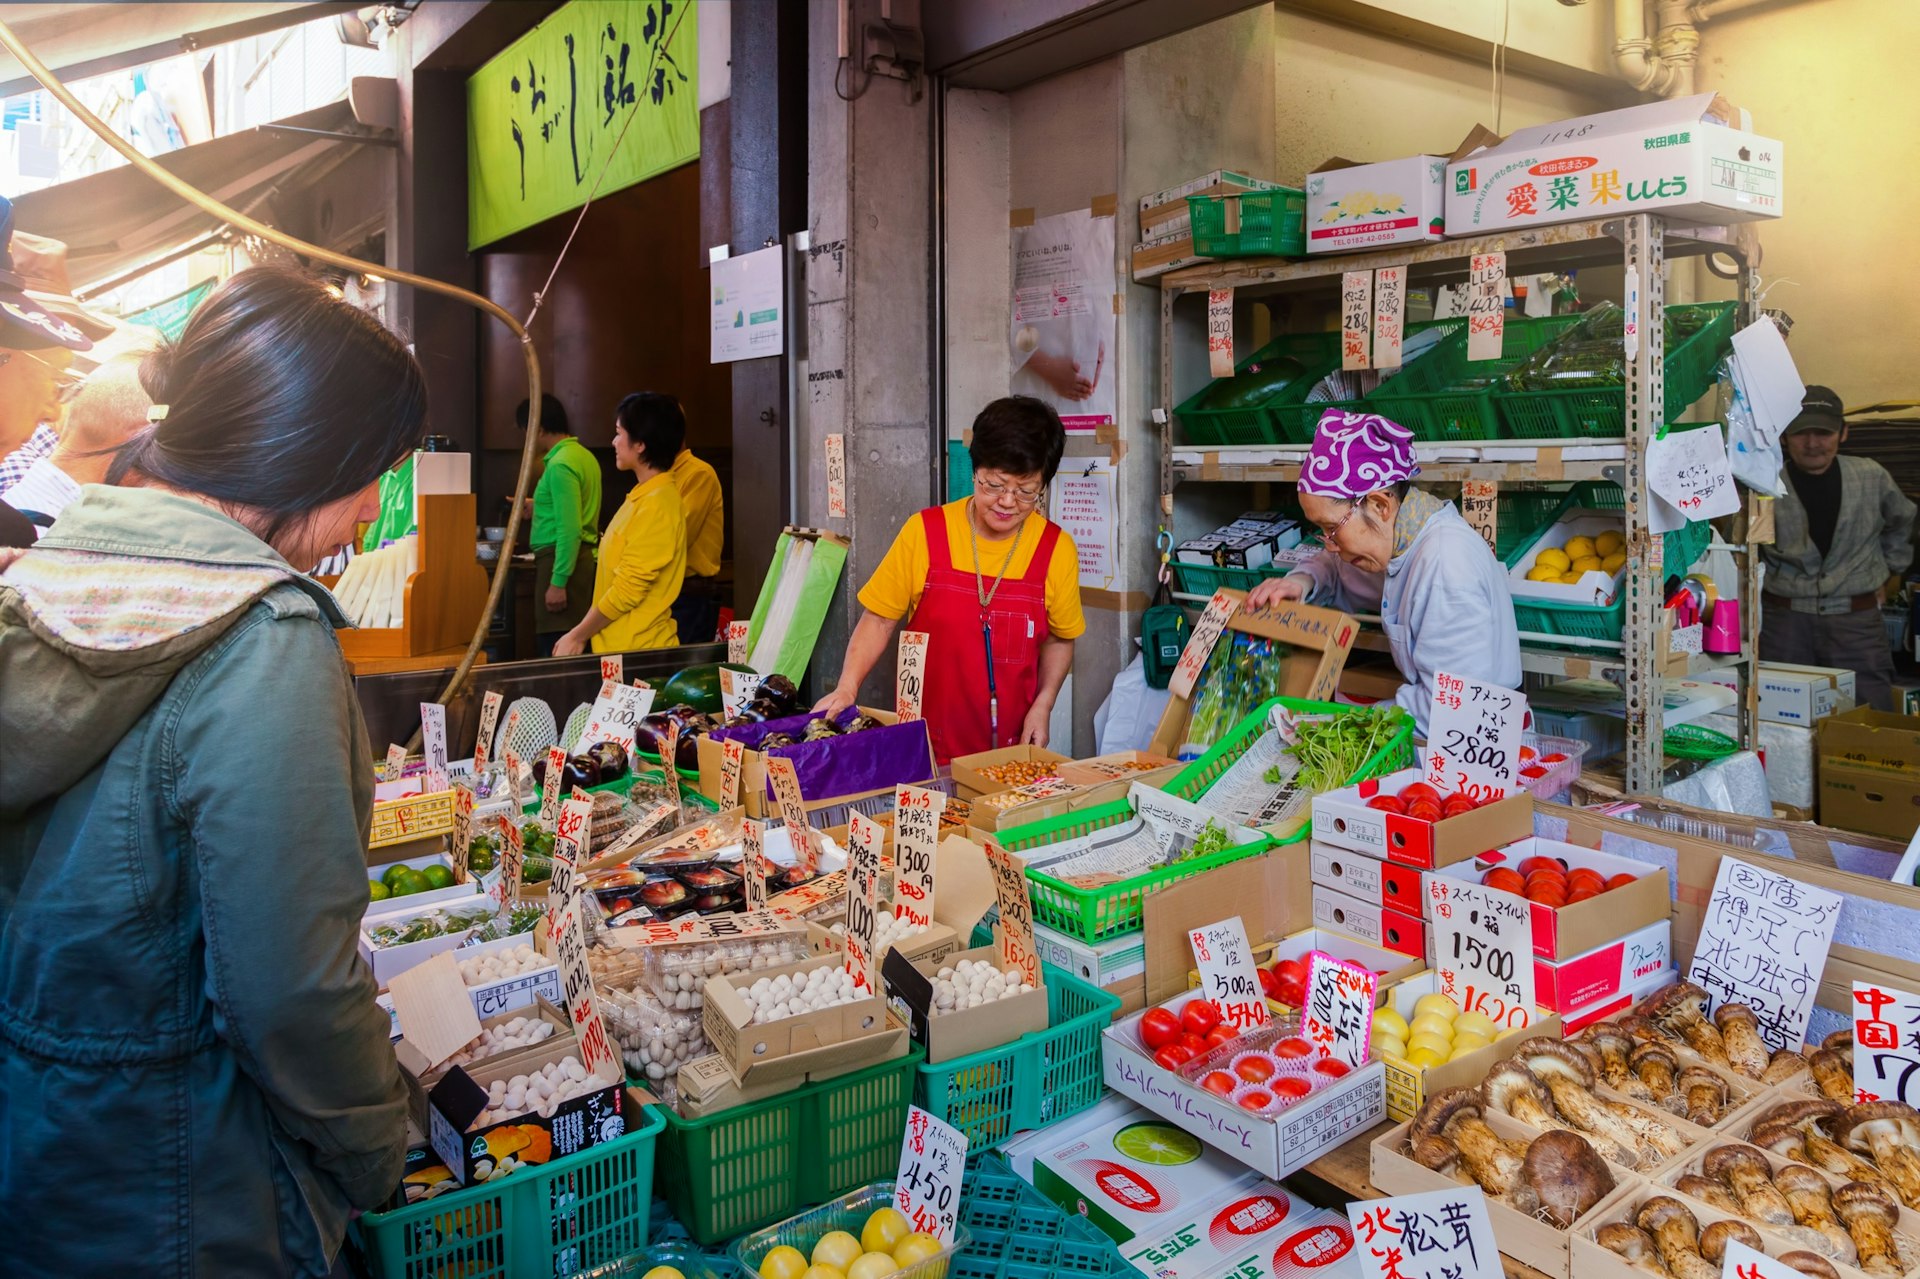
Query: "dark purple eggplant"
661 703 701 730
634 713 673 758
757 674 801 711
674 732 701 772
722 709 765 728
746 698 785 720
564 754 601 790
802 716 841 742
584 740 628 779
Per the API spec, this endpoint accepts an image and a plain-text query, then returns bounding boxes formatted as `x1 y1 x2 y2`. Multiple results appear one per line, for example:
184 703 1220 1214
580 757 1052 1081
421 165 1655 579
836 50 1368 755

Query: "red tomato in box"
1405 801 1443 824
1606 872 1638 891
1154 1042 1198 1070
1207 1024 1238 1048
1257 966 1283 1000
1482 867 1526 895
1397 782 1440 806
1366 794 1406 814
1140 1007 1181 1051
1201 1070 1237 1096
1517 856 1565 877
1181 999 1222 1036
1441 795 1477 819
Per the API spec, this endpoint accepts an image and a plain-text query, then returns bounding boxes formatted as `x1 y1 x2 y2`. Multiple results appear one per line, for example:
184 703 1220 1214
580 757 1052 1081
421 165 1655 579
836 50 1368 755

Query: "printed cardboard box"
454 932 564 1019
1559 968 1676 1034
1429 836 1672 959
425 1036 626 1186
1700 662 1856 725
1372 970 1562 1124
1034 921 1147 989
1534 918 1672 1013
1305 155 1448 254
881 943 1049 1065
1309 769 1534 870
701 954 893 1086
1818 705 1920 839
1309 884 1428 960
1126 1202 1361 1279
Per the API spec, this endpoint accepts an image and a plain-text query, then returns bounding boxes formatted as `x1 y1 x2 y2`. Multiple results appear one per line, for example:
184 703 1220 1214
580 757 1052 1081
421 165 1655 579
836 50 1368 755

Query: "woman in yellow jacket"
552 392 687 655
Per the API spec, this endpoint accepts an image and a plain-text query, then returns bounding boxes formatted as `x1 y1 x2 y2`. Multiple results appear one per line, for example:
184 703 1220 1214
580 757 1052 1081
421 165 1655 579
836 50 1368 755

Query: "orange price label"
982 839 1040 987
896 631 929 722
1207 287 1234 378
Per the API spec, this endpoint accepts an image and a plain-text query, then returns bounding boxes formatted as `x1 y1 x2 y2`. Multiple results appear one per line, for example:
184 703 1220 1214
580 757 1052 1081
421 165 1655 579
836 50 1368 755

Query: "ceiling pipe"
1652 0 1699 96
1690 0 1790 20
1613 0 1679 94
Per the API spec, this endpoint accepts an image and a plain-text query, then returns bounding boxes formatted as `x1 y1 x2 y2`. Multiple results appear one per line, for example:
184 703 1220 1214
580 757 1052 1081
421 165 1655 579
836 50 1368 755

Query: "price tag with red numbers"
546 796 593 930
1302 950 1380 1068
1424 874 1536 1033
1169 590 1239 700
983 839 1040 986
896 631 930 721
891 785 944 928
895 1105 968 1245
1854 981 1920 1106
549 897 621 1082
767 757 814 864
1189 916 1270 1030
1425 671 1527 804
845 812 884 994
743 820 768 909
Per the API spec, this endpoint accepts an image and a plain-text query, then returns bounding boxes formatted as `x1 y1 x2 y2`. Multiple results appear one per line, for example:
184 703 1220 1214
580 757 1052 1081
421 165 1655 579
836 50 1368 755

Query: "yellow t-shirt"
858 500 1086 639
590 472 686 652
670 448 724 578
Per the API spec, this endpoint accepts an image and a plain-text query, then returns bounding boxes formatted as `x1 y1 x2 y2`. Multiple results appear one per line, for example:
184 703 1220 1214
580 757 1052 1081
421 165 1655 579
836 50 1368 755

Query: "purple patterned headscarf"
1298 410 1420 499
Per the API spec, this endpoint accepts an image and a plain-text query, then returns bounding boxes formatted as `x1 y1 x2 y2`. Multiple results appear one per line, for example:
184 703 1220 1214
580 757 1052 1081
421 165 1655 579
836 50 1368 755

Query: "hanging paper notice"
473 690 503 774
1048 462 1117 592
1342 270 1374 371
892 785 944 929
1687 856 1843 1051
1169 590 1240 700
1460 481 1499 557
1349 1188 1503 1279
845 812 884 994
1303 950 1381 1068
719 667 764 718
726 620 751 665
896 630 930 721
384 743 407 783
1424 874 1537 1032
826 433 848 518
1467 251 1506 362
420 702 449 792
1188 916 1270 1030
743 819 768 909
1373 265 1407 370
721 737 746 807
1425 672 1528 803
451 784 476 881
983 839 1040 986
1648 425 1742 521
599 655 622 684
1853 981 1920 1105
895 1105 969 1245
1207 288 1235 378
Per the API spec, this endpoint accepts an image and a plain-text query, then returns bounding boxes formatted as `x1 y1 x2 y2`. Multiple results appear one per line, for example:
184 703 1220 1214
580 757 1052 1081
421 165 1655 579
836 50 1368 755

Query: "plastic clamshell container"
727 1181 972 1279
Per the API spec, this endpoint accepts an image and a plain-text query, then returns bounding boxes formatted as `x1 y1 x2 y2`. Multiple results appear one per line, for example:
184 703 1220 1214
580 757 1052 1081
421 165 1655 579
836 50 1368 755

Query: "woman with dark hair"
552 390 687 655
0 267 419 1277
816 395 1084 762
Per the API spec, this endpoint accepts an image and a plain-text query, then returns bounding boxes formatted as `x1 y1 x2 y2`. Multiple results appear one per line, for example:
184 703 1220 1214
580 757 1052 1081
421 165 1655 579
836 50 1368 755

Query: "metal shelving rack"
1155 213 1761 795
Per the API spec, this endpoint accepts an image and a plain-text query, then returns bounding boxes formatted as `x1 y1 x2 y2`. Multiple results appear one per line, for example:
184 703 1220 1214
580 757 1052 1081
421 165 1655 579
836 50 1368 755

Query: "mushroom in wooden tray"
1698 1220 1766 1271
1517 1038 1688 1162
1577 1025 1660 1103
1481 1058 1638 1167
1632 1042 1685 1112
1777 1254 1844 1279
1641 983 1735 1071
1833 1103 1920 1209
1770 1048 1817 1085
1636 1196 1723 1279
1809 1046 1854 1105
1678 1066 1731 1128
1411 1088 1525 1195
1675 1174 1742 1215
1694 1144 1844 1258
1410 1090 1615 1227
1750 1100 1905 1198
1597 1222 1666 1275
1774 1162 1864 1265
1833 1182 1906 1277
1713 1003 1773 1080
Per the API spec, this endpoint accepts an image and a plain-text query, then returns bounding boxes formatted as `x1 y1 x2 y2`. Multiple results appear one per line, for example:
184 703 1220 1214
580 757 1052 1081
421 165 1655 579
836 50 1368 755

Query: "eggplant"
683 712 719 737
564 754 601 790
584 740 628 780
760 732 797 750
722 709 765 728
634 713 673 758
661 703 700 729
844 715 883 734
673 732 701 773
746 698 786 719
757 673 801 711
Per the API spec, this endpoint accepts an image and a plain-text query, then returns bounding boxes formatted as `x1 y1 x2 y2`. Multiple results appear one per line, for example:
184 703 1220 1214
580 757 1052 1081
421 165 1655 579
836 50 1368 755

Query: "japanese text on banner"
1373 265 1407 369
1189 916 1270 1030
896 1105 969 1244
892 785 944 929
1467 251 1506 362
1347 1187 1503 1279
1424 874 1536 1031
845 813 884 994
1342 270 1373 371
1687 857 1843 1051
826 434 848 518
1303 951 1380 1067
1169 590 1240 700
474 690 503 774
896 631 930 721
1853 982 1920 1106
1207 288 1235 379
983 839 1040 986
721 737 745 807
1459 481 1499 557
1426 671 1527 802
420 702 449 792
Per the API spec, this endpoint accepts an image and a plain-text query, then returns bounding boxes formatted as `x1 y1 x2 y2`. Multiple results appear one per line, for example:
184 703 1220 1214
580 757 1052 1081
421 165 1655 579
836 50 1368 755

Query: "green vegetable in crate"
1265 705 1413 793
1185 632 1288 753
1178 820 1232 863
1198 354 1307 410
365 903 495 949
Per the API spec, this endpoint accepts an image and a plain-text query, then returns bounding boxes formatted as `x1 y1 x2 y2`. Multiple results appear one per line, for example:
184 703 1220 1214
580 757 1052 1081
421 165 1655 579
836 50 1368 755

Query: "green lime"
381 863 412 888
421 864 456 890
368 879 391 902
1112 1121 1202 1167
393 870 433 897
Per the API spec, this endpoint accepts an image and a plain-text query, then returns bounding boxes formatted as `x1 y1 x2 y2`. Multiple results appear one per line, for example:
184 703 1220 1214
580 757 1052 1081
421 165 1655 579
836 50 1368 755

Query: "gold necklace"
967 504 1025 611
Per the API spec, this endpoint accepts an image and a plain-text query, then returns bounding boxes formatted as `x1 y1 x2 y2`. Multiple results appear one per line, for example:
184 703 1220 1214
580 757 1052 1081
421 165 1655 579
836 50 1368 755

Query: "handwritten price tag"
892 785 944 929
1302 950 1380 1068
1467 251 1506 362
495 815 526 908
550 898 621 1082
1424 874 1536 1032
1648 424 1742 521
726 620 751 665
1341 270 1373 371
1687 856 1842 1051
384 743 407 783
539 746 566 829
600 655 622 684
1169 589 1239 700
721 737 746 807
594 801 678 863
546 795 594 930
420 702 449 792
659 722 683 809
474 690 503 774
1188 916 1270 1030
1207 287 1235 378
582 682 654 755
845 812 884 994
895 1105 968 1245
983 839 1040 987
743 819 768 909
719 667 764 718
1348 1187 1502 1279
451 784 476 881
767 756 814 867
1854 981 1920 1105
502 747 525 808
826 433 848 518
1374 265 1406 369
1425 671 1527 803
1460 481 1498 558
896 630 930 722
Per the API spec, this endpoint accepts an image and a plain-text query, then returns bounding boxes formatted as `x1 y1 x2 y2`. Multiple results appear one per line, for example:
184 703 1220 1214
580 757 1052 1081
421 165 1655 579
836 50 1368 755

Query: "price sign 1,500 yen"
1423 874 1536 1032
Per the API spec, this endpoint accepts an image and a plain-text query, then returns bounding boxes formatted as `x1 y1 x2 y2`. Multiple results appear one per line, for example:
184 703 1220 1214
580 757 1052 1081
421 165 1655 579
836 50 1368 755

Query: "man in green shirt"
523 395 602 653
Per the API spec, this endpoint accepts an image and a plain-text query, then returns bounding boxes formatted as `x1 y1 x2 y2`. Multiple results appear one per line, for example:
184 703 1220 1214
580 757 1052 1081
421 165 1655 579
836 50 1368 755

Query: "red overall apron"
906 507 1062 765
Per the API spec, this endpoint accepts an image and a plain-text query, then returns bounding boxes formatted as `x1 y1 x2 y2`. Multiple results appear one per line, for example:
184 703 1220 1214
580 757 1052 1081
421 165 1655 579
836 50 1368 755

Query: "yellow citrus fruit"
1536 548 1571 572
1596 530 1625 556
848 1255 900 1279
801 1267 847 1279
1409 1013 1456 1043
1447 1033 1492 1059
1372 1033 1408 1061
1526 566 1561 582
1453 1011 1498 1041
1571 556 1603 574
1372 1008 1411 1040
861 1208 910 1256
1565 535 1597 561
760 1247 809 1279
1408 1031 1454 1060
813 1232 863 1271
1413 994 1460 1022
641 1269 686 1279
893 1234 944 1266
1407 1045 1445 1069
1602 552 1627 573
1559 571 1584 584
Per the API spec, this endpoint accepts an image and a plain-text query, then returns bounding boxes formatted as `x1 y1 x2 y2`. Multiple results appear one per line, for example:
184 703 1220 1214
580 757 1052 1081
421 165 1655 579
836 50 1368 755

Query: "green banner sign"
466 0 698 250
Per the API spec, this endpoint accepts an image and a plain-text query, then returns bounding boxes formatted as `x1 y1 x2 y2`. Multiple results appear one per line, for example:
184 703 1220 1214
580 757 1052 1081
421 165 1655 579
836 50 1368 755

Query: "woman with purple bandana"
1246 410 1520 735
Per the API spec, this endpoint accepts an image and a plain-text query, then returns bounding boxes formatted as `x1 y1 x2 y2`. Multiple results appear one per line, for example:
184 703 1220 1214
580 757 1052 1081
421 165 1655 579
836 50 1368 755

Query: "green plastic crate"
656 1046 922 1245
519 769 716 817
1366 315 1581 443
998 805 1273 945
1168 560 1293 598
1162 696 1415 845
1187 187 1307 258
1172 331 1341 447
565 1242 732 1279
915 964 1122 1150
951 1152 1134 1278
351 1107 666 1279
1492 302 1738 439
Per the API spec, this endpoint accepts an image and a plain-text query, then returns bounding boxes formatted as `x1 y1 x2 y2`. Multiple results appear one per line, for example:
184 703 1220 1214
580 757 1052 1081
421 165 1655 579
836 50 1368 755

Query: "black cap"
0 195 93 353
1785 384 1845 435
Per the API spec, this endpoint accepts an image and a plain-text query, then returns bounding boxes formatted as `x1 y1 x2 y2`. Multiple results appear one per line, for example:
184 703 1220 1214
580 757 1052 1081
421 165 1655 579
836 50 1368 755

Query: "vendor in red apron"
814 396 1085 763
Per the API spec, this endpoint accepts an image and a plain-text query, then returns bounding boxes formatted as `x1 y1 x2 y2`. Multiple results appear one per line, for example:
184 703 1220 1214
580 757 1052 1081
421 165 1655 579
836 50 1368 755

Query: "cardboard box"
1131 235 1210 282
1125 1202 1361 1278
425 1034 626 1186
694 706 935 820
1446 92 1783 236
1309 769 1535 869
1559 967 1676 1034
1434 837 1672 960
401 995 573 1091
1309 841 1427 916
1819 706 1920 838
701 954 893 1085
1305 155 1448 254
672 1039 913 1119
1034 922 1147 988
1309 885 1428 960
1534 918 1672 1013
1700 662 1856 725
1059 751 1180 788
1141 846 1317 1010
881 943 1050 1065
1891 680 1920 718
949 745 1072 800
1374 970 1562 1123
1149 595 1359 760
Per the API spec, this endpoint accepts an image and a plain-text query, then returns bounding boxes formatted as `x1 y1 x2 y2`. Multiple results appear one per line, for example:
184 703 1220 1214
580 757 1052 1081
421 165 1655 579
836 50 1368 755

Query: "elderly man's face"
0 345 69 449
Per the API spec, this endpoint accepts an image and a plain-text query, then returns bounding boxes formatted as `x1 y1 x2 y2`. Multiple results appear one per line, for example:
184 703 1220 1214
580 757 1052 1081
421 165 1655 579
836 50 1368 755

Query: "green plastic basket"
351 1107 666 1279
1496 489 1576 560
1168 560 1295 598
1162 696 1415 845
998 805 1274 945
1665 723 1741 760
914 964 1122 1150
656 1046 922 1245
951 1151 1134 1278
1172 331 1341 447
1492 302 1738 439
1366 315 1581 443
1187 187 1307 258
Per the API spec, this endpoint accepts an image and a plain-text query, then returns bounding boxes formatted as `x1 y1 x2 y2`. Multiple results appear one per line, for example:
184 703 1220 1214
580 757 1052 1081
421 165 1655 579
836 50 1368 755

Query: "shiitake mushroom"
844 715 883 733
760 732 797 750
801 716 842 742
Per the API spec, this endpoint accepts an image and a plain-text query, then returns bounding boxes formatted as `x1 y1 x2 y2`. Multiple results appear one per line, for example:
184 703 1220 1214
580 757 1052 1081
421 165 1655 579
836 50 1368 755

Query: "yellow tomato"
1372 1033 1408 1061
1408 1031 1454 1061
1409 1013 1455 1043
1372 1008 1411 1040
801 1267 847 1279
813 1232 863 1271
861 1208 910 1256
1447 1033 1491 1059
848 1255 900 1279
893 1234 944 1266
760 1247 809 1279
1452 1011 1498 1041
1413 994 1460 1022
1406 1045 1445 1069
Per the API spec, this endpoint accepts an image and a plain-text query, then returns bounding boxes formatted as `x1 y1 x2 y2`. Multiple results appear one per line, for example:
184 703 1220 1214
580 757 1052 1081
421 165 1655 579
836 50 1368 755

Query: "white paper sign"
719 667 764 717
983 839 1040 987
1303 950 1381 1068
539 746 566 828
1687 856 1844 1051
1373 265 1406 370
1207 287 1235 378
1648 425 1742 521
826 433 848 518
1188 916 1271 1030
1341 270 1373 371
766 757 814 866
502 747 526 809
1049 462 1117 592
494 814 525 909
1348 1187 1503 1279
845 812 884 994
384 743 407 783
1459 481 1498 558
1729 317 1807 441
450 784 475 881
743 819 768 910
1424 873 1538 1033
895 1105 969 1245
720 737 746 807
1720 1239 1808 1279
473 691 503 775
710 242 785 363
546 796 594 929
582 682 654 755
599 655 622 684
726 620 751 665
892 785 944 929
896 631 930 721
1425 672 1528 803
1169 590 1239 701
420 702 449 792
549 897 621 1082
1853 981 1920 1106
1467 251 1506 362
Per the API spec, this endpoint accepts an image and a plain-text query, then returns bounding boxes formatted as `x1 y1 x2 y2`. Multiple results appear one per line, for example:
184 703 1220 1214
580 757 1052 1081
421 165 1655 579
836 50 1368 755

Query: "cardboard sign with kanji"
1169 590 1239 701
1425 672 1527 803
892 784 944 928
1302 950 1380 1068
451 785 476 880
539 746 566 828
474 690 503 774
743 819 768 909
727 620 751 665
719 667 763 718
1853 981 1920 1106
895 1105 968 1244
1188 916 1270 1030
420 702 449 792
766 756 813 861
1207 288 1234 378
1347 1187 1502 1279
896 630 930 721
1424 873 1537 1032
721 737 746 807
983 839 1040 986
546 796 594 930
1687 856 1842 1052
845 812 884 995
384 743 407 783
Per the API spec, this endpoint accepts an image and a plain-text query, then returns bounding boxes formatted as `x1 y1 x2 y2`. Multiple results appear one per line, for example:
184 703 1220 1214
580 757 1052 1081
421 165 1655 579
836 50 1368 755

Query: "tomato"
1567 870 1607 894
1272 1037 1313 1059
1237 1090 1274 1112
1234 1056 1277 1083
1518 744 1537 762
1313 1058 1351 1078
1206 1024 1238 1048
1140 1007 1182 1051
1366 794 1406 814
1482 867 1526 895
1200 1070 1237 1096
1605 872 1638 891
1257 966 1283 1000
1442 795 1477 818
1519 765 1548 780
1541 753 1568 765
1277 978 1307 1008
1271 1076 1313 1099
1397 782 1440 806
1154 1042 1198 1070
1275 958 1308 986
1566 886 1600 903
1405 801 1443 824
1517 856 1565 877
1528 886 1567 907
1181 999 1223 1037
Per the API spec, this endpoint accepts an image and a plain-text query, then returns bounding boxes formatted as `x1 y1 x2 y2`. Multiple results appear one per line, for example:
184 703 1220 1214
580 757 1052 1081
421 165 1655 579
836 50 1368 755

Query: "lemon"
813 1232 863 1271
1372 1008 1411 1040
1536 547 1571 572
760 1247 809 1279
848 1255 900 1279
1565 535 1597 561
802 1267 847 1279
1407 1045 1445 1069
1408 1031 1454 1060
893 1235 944 1266
861 1208 910 1256
1372 1033 1408 1061
1447 1033 1491 1059
1559 571 1585 584
1526 567 1561 583
1453 1011 1498 1041
1596 530 1625 556
1602 552 1627 573
642 1269 687 1279
1409 1013 1456 1043
368 879 391 901
1413 994 1460 1022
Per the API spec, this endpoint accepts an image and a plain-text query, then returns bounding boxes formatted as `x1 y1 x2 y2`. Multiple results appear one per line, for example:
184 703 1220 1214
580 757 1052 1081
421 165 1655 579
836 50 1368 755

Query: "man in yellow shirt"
669 444 724 642
816 396 1082 761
